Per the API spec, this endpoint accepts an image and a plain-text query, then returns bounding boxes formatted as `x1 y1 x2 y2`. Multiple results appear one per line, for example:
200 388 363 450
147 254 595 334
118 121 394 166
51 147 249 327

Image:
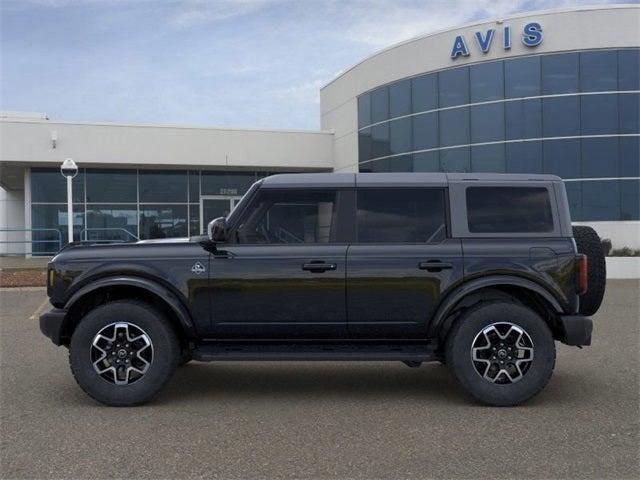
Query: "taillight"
577 254 588 295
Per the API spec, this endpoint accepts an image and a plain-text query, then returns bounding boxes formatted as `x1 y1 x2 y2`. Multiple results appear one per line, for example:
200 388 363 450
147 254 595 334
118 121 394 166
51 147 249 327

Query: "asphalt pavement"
1 281 639 479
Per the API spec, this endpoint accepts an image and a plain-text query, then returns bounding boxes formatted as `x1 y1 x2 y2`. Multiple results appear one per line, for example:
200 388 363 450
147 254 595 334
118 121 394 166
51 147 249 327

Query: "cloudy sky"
0 0 628 129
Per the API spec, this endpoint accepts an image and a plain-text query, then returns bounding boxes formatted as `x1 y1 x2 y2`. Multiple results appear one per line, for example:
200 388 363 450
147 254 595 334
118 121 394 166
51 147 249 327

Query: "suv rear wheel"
445 302 555 406
69 300 180 406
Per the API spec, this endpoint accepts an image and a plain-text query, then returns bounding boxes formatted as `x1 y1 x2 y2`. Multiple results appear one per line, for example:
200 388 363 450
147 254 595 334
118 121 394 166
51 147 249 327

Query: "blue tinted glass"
505 56 540 98
370 87 389 123
359 128 372 162
389 117 412 155
439 108 469 147
412 74 438 112
389 79 411 118
565 182 582 221
620 136 640 177
543 139 581 179
31 168 85 203
471 103 504 143
471 144 505 172
31 204 84 249
371 123 390 158
582 138 619 178
139 170 188 203
470 61 504 102
505 99 542 140
86 169 137 203
363 158 391 173
619 93 639 134
358 94 371 128
189 204 200 236
440 147 470 172
86 205 138 239
188 171 199 203
506 141 543 173
581 51 617 92
412 112 438 150
543 97 580 137
439 67 469 107
581 94 618 135
582 180 620 221
541 53 579 94
387 155 413 172
621 179 640 220
140 205 188 239
619 49 640 91
413 151 440 172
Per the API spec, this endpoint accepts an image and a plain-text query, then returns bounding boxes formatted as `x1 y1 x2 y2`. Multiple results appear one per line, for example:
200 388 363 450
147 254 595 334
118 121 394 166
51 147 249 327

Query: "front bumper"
558 315 593 346
39 308 68 346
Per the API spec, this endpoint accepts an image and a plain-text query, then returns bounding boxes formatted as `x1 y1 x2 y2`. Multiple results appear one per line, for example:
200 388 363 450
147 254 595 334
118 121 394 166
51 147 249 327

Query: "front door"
346 187 464 339
209 188 349 339
200 196 242 234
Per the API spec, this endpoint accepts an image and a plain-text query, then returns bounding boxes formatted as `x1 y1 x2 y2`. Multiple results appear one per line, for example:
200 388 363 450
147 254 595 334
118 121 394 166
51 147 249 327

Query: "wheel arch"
60 276 197 347
429 276 564 342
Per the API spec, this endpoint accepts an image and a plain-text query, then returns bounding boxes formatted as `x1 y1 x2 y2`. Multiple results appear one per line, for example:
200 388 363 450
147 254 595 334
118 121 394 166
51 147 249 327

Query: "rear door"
346 187 463 339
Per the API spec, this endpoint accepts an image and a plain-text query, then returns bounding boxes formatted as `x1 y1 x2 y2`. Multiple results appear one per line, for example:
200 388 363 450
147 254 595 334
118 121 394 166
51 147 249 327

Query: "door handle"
302 261 337 272
418 261 453 272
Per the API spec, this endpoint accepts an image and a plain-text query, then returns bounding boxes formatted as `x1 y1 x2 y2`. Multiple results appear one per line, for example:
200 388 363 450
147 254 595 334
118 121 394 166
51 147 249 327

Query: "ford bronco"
40 173 606 406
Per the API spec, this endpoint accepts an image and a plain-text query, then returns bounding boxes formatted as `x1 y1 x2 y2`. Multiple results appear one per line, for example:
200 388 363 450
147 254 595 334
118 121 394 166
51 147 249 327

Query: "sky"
0 0 631 130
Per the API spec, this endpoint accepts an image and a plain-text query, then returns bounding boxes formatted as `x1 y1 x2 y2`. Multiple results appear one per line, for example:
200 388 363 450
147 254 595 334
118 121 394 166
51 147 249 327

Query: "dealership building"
1 5 638 255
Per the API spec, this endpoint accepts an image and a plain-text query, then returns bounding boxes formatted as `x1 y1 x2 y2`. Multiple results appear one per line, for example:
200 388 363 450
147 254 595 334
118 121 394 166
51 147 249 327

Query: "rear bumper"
39 308 67 346
558 315 593 346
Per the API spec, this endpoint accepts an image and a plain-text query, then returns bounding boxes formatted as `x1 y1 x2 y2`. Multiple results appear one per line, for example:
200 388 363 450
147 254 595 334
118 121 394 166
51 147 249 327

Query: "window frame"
353 187 450 245
228 188 349 245
448 182 561 238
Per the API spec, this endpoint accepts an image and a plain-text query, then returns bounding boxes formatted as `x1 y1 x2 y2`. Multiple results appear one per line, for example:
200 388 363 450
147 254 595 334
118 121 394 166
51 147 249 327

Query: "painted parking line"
29 296 52 320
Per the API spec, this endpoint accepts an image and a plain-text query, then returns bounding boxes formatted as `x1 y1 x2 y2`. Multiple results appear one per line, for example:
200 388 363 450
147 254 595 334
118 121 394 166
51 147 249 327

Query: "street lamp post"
60 158 78 244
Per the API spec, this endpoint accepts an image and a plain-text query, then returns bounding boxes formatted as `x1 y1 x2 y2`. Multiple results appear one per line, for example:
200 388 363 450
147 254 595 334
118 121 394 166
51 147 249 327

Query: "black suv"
40 173 606 406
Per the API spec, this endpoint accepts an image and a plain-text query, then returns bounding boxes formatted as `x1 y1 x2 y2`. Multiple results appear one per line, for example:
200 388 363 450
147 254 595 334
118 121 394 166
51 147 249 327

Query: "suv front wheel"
445 302 556 406
69 300 180 406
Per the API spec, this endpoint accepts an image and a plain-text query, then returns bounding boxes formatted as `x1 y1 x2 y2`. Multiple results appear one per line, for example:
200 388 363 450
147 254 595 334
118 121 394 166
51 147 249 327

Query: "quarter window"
466 187 554 233
356 189 446 243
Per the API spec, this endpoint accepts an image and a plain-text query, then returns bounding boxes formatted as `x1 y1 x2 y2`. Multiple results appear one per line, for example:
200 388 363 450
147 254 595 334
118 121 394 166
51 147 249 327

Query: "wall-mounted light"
51 130 58 149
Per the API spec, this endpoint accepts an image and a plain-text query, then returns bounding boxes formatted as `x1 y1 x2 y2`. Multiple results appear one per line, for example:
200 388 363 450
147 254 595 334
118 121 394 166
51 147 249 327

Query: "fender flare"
427 275 564 339
64 276 197 341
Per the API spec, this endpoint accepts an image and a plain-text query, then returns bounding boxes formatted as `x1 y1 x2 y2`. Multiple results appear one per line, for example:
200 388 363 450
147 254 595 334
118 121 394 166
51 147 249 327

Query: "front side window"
356 189 446 243
466 187 554 233
236 190 337 244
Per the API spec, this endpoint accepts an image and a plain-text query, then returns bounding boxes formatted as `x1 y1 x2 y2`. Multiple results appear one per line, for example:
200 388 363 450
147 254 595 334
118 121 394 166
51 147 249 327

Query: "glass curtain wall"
357 48 640 221
30 168 282 253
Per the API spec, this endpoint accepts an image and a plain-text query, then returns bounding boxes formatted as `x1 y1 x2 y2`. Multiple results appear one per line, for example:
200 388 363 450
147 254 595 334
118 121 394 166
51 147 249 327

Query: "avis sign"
450 22 543 59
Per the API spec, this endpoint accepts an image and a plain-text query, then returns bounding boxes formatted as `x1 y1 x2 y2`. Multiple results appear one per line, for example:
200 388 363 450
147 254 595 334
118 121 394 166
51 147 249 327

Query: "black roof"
261 172 561 188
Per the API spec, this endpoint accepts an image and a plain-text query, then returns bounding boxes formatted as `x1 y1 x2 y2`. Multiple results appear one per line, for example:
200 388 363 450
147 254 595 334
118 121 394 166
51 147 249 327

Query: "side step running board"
192 342 438 362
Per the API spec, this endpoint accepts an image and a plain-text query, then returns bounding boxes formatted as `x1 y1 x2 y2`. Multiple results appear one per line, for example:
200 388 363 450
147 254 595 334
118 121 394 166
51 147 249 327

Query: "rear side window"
356 188 446 243
466 187 554 233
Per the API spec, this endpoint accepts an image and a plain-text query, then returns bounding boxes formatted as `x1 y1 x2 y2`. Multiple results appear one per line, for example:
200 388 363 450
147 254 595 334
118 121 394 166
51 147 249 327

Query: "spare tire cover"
572 226 606 316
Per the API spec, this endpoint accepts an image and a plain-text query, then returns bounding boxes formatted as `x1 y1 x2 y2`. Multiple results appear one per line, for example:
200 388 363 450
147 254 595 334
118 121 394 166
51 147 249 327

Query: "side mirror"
207 217 228 243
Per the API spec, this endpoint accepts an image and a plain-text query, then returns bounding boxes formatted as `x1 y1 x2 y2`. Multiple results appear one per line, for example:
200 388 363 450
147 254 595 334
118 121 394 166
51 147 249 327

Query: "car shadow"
158 361 473 405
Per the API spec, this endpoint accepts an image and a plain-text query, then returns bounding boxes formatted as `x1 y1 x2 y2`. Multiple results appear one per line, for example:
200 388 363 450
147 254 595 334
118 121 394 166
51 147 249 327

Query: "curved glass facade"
357 48 640 221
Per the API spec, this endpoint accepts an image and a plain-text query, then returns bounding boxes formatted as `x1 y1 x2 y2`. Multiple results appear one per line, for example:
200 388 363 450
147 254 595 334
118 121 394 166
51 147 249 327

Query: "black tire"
572 226 606 316
69 300 180 406
445 302 556 407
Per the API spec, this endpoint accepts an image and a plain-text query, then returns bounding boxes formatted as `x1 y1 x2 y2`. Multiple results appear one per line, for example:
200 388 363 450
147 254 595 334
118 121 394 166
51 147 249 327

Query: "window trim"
228 188 347 246
448 182 561 238
353 187 449 244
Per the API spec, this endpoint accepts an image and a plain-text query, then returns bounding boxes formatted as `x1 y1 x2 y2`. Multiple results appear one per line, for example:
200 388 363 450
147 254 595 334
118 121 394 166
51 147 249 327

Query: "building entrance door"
200 196 242 234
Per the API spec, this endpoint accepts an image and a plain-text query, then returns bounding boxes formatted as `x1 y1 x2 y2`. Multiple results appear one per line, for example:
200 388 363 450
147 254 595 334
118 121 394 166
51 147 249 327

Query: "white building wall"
0 120 335 171
0 187 25 255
